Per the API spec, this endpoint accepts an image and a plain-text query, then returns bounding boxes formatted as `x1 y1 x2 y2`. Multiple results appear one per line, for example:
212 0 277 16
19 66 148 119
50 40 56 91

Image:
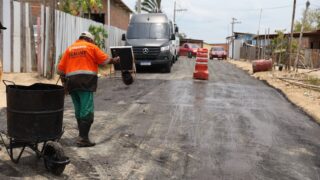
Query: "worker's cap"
121 71 134 85
0 22 6 30
80 31 94 41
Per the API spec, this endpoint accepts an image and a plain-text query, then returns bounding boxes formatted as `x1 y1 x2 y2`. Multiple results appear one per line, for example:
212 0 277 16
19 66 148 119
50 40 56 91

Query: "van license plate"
140 62 151 66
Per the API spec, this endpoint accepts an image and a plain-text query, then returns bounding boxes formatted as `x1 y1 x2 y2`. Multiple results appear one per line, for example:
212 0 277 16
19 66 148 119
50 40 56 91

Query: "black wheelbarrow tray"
0 80 70 175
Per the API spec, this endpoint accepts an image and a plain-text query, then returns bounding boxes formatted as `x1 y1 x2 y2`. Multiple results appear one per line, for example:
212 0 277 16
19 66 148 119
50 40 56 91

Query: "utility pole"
288 0 297 71
257 9 262 59
173 0 187 24
137 0 141 14
231 17 241 59
294 1 310 71
107 0 110 52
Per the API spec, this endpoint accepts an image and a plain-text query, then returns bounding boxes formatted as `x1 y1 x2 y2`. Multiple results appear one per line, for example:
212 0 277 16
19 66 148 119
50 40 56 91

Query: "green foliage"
294 9 320 32
76 0 103 18
58 0 79 16
88 25 108 49
58 0 103 18
178 33 187 41
271 30 298 64
304 76 320 86
140 0 162 13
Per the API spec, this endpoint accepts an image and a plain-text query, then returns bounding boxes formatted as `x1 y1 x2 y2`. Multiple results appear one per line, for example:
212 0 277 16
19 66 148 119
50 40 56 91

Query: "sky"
121 0 320 44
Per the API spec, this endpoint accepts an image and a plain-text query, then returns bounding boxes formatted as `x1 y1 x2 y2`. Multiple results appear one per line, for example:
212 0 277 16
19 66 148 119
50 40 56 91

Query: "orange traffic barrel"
197 48 208 53
196 58 208 63
196 52 208 58
193 63 209 80
252 59 272 73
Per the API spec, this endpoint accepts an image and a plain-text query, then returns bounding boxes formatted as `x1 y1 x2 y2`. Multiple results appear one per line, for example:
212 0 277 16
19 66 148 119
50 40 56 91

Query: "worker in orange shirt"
57 32 119 147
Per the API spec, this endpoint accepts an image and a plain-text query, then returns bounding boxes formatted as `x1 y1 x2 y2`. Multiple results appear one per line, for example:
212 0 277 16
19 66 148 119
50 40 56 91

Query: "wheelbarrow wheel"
43 141 67 175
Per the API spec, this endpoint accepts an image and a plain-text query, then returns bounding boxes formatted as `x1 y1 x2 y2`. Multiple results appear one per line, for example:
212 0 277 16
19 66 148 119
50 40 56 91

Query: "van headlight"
161 45 170 51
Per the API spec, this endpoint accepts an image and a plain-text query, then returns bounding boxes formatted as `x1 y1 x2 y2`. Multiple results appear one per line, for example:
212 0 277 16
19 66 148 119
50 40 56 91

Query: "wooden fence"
1 1 126 78
303 49 320 68
240 45 265 61
240 45 320 69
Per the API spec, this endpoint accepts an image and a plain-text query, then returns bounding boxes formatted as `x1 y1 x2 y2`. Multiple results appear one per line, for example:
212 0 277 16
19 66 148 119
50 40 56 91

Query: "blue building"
226 32 256 60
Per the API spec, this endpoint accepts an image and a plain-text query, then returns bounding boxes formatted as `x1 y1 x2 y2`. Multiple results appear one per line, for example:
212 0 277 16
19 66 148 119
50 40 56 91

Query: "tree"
294 9 320 32
58 0 103 19
271 30 298 65
140 0 162 13
58 0 79 16
88 25 108 50
76 0 103 19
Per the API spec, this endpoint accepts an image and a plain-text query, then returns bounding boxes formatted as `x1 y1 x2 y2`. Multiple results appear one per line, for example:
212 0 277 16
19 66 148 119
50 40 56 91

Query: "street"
1 57 320 179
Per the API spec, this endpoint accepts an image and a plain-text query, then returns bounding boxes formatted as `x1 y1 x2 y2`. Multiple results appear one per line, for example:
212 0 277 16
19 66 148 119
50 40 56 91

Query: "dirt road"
1 57 320 179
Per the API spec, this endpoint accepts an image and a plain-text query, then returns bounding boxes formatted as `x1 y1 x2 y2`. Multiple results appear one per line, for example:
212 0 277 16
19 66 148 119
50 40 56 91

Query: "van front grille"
133 47 160 60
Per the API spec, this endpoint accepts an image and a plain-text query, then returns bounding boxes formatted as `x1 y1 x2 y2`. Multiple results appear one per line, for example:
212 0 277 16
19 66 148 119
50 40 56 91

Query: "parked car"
179 43 200 58
209 46 227 60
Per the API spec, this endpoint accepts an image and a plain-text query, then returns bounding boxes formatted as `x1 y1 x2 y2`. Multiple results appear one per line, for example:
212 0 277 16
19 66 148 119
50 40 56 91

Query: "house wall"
211 43 228 52
102 0 131 31
26 0 131 31
180 39 203 48
309 37 320 49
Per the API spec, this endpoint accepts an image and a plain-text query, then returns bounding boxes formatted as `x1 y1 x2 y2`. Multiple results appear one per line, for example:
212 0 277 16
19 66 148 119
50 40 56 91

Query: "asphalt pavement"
1 57 320 179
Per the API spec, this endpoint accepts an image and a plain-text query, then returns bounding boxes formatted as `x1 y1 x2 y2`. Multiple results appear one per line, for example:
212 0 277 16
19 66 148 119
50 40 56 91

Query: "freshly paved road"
1 57 320 179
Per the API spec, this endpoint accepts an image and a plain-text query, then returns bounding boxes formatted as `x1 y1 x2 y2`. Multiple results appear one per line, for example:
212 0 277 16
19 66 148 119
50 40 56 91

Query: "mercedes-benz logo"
142 48 149 54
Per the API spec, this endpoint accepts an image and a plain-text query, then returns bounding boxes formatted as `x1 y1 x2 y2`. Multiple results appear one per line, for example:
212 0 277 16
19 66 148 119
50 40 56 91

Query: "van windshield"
127 23 169 39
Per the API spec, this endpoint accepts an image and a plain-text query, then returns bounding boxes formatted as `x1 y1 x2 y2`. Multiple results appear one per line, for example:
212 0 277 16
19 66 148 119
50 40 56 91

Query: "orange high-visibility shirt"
58 40 108 76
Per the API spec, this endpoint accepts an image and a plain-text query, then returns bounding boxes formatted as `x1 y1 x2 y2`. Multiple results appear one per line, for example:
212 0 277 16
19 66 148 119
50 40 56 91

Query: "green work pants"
70 90 94 122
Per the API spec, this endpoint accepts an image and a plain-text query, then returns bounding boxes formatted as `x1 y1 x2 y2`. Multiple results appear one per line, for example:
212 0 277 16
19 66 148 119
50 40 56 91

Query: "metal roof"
253 29 320 39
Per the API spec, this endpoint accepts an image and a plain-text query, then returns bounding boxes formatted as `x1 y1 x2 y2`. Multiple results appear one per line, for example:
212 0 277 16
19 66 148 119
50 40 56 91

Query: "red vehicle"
179 43 200 58
209 46 227 60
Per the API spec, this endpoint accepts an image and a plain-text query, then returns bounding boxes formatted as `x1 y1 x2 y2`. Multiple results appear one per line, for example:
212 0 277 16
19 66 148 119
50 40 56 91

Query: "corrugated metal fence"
1 1 126 78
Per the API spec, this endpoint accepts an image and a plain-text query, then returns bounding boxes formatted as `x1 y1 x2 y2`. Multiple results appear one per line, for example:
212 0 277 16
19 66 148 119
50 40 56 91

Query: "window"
127 23 169 39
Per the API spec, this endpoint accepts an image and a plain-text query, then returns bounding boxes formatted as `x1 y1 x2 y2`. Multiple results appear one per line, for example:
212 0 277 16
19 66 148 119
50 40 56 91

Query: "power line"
228 3 305 12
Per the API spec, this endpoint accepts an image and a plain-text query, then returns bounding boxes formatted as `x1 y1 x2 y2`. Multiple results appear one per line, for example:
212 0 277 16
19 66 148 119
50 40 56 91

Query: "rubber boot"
77 120 95 147
76 119 80 130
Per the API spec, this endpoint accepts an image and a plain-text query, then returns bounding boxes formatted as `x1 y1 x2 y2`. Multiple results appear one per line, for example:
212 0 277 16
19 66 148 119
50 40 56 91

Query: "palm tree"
140 0 162 13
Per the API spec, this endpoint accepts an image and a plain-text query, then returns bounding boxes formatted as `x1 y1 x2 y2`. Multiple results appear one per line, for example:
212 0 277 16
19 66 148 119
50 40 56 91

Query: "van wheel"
163 62 171 73
187 52 192 58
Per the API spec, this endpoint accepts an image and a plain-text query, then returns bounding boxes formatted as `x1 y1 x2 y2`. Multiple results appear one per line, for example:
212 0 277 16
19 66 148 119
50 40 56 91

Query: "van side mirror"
175 26 179 33
122 34 126 41
170 34 176 40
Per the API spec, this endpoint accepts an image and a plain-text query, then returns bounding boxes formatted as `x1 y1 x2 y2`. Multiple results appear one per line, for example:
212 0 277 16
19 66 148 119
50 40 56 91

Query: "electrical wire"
228 3 305 12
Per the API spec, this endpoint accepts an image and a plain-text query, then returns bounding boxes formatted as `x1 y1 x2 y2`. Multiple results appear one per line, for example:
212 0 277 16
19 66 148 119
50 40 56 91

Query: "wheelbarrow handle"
2 80 15 86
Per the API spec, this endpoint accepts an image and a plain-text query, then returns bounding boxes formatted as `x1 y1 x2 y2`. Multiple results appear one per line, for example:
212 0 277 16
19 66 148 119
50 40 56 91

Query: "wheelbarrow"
0 80 70 175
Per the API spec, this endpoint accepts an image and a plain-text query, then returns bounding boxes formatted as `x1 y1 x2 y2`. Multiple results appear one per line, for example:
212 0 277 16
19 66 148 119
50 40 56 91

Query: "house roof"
181 38 204 43
226 32 256 39
114 0 133 13
254 29 320 39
